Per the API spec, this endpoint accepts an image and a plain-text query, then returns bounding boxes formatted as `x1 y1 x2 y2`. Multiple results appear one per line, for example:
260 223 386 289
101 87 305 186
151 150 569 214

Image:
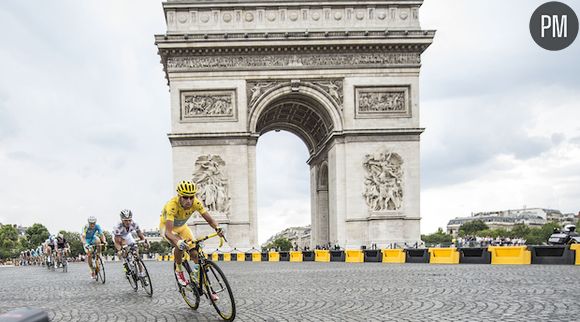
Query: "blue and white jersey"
83 224 103 240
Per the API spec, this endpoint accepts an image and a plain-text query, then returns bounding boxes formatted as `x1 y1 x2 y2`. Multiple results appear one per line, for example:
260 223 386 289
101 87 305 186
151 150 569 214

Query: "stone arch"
248 83 343 155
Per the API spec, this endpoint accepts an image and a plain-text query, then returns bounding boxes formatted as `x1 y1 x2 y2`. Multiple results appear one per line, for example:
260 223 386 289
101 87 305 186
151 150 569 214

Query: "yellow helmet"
176 180 197 197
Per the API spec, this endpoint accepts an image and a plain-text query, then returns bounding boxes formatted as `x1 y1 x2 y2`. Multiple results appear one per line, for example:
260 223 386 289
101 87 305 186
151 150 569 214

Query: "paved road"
1 261 579 321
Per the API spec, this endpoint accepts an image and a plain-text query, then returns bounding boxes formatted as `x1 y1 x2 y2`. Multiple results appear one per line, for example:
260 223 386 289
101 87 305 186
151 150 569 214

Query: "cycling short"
85 237 100 246
159 224 194 243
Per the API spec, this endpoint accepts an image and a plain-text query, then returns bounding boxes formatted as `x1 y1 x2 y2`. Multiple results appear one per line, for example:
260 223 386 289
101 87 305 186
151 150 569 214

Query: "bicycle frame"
183 232 225 296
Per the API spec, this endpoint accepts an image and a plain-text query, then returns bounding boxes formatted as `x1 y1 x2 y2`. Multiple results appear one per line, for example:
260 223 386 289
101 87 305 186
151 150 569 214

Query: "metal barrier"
252 252 261 262
488 246 531 265
459 248 491 264
268 251 280 262
345 250 364 263
279 251 290 261
530 246 575 265
330 250 345 262
244 253 252 261
218 253 224 261
223 253 231 262
261 252 268 261
302 251 315 261
315 250 330 262
290 251 303 262
363 249 382 262
405 249 429 263
428 248 459 264
381 249 405 263
570 244 580 265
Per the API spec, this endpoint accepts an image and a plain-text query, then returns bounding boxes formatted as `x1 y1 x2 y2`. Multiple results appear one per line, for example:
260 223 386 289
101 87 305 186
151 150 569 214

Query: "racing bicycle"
174 232 236 321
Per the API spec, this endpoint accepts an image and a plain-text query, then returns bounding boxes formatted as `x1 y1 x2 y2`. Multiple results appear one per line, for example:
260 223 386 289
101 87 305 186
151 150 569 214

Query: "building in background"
446 208 578 236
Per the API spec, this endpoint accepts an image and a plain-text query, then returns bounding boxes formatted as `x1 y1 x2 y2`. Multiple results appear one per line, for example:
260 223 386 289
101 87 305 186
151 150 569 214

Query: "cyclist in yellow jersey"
160 180 224 287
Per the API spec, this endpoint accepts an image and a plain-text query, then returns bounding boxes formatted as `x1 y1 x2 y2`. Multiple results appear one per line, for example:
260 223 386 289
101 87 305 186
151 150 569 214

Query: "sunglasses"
181 196 195 200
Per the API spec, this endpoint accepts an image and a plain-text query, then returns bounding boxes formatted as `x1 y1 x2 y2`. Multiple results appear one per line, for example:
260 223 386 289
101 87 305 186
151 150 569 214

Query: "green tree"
0 225 21 259
263 237 293 252
149 241 171 255
61 231 84 258
102 231 115 256
25 223 50 248
509 223 531 238
458 220 489 236
421 228 453 245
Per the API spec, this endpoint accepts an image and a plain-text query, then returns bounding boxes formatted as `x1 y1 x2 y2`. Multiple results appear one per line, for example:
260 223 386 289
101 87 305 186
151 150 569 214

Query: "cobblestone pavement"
1 261 579 321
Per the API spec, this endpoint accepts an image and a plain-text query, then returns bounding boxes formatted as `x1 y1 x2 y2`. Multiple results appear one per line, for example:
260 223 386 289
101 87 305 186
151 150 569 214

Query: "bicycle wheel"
137 259 153 297
96 255 106 284
203 260 236 321
174 262 200 310
126 260 138 291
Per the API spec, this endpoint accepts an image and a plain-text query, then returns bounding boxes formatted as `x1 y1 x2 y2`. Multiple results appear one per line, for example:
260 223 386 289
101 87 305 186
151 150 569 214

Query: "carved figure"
363 152 404 211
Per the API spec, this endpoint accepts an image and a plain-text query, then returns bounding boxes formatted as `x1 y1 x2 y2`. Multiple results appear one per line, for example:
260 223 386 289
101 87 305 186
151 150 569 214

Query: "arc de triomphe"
155 0 434 250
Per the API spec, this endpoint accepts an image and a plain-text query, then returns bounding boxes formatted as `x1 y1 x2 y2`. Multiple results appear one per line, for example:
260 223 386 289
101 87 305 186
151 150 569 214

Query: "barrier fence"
155 245 579 265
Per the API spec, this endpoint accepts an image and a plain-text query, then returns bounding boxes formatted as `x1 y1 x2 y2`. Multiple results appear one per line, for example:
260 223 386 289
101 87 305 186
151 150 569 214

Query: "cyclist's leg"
85 238 95 275
94 237 102 255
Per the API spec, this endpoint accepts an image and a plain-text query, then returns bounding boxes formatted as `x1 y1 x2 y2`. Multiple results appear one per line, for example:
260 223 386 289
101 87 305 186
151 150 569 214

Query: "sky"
0 1 579 244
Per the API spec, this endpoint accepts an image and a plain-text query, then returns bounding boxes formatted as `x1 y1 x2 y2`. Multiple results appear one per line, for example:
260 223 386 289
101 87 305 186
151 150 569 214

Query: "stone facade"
156 0 434 250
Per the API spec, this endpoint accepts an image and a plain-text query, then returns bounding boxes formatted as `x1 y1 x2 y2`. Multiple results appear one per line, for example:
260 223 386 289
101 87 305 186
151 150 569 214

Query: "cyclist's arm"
137 230 147 242
200 210 220 231
164 220 181 246
113 235 123 251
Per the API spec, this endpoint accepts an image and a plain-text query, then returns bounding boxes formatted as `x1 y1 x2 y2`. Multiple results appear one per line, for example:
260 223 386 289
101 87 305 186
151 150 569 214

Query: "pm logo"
530 1 578 50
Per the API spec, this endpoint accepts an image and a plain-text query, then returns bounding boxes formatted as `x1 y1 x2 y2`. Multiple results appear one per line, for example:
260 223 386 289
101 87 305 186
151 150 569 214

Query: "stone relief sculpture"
192 155 231 216
363 151 404 211
358 91 405 112
308 80 343 106
167 52 421 72
182 91 234 117
247 79 343 112
248 82 283 107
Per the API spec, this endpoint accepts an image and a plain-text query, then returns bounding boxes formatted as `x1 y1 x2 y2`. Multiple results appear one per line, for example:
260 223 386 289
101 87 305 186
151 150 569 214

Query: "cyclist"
82 216 106 279
44 235 57 267
113 209 149 279
160 180 224 289
55 233 70 267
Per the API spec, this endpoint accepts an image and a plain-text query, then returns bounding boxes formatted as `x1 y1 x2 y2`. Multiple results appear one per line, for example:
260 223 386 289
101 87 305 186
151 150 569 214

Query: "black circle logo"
530 1 578 51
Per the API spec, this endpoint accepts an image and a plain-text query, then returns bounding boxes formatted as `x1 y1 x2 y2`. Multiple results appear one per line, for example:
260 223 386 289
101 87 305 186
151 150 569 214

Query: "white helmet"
564 224 576 232
88 216 97 224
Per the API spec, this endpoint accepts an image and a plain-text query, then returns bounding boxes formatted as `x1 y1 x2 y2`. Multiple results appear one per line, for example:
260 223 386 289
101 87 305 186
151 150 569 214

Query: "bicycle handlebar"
188 232 226 248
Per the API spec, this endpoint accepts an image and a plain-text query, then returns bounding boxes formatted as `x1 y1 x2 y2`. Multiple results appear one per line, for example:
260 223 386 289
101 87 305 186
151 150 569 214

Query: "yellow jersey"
159 196 207 228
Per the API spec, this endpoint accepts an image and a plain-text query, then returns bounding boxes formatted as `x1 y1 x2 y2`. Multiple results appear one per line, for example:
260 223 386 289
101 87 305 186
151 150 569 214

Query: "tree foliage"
0 225 22 259
60 231 84 258
458 220 489 236
25 223 50 249
421 228 453 245
262 237 293 252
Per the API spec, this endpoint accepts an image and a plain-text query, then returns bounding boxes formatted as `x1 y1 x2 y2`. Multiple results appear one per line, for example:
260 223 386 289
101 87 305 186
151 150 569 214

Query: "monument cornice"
168 132 259 147
156 39 433 82
155 30 435 45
